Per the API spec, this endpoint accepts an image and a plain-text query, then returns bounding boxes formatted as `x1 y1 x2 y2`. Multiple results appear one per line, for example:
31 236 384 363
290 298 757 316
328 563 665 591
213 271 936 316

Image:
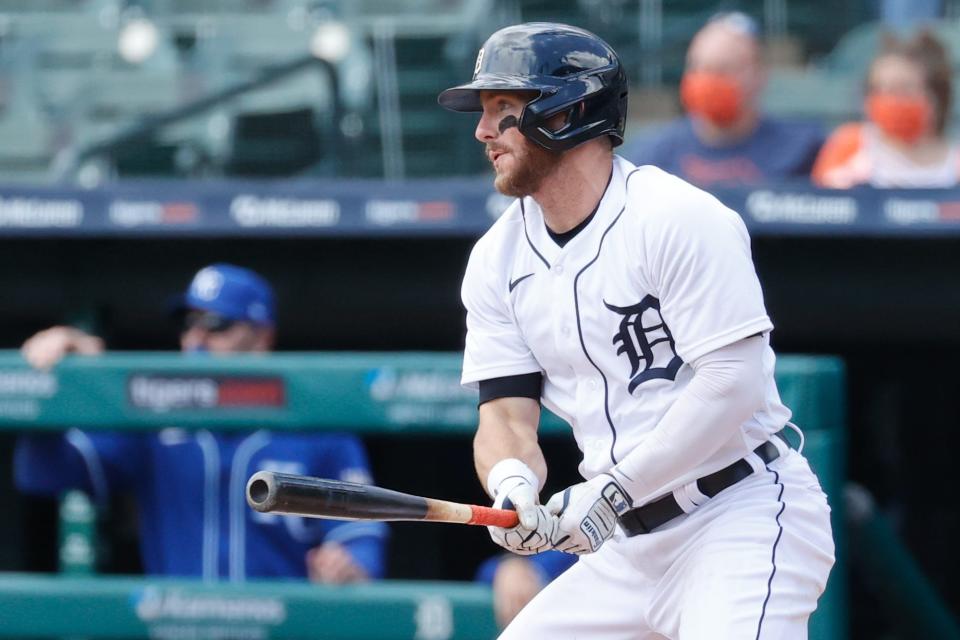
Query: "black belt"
619 433 787 537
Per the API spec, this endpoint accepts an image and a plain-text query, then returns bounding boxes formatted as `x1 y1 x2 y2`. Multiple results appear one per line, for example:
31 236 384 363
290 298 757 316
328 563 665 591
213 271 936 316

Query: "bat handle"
468 505 520 528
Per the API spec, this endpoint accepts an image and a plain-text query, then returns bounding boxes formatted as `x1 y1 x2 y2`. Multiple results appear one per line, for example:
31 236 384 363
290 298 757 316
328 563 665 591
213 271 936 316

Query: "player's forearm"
610 335 767 503
474 398 547 494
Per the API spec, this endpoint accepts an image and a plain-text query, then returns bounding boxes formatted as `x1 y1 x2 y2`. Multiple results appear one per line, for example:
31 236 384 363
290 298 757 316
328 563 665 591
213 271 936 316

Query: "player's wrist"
486 458 539 498
595 472 633 516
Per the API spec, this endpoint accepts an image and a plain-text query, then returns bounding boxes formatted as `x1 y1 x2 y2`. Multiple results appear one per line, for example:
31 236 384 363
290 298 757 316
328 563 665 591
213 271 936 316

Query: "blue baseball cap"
707 11 760 38
178 264 276 326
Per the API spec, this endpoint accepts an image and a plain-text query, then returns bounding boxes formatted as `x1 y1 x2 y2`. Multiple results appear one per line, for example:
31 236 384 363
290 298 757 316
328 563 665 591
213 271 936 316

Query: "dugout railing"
0 351 847 639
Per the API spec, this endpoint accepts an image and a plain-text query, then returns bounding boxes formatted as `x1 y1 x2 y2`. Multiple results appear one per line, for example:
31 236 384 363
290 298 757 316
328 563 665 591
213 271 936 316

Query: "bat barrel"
246 471 518 527
246 471 279 512
245 470 431 521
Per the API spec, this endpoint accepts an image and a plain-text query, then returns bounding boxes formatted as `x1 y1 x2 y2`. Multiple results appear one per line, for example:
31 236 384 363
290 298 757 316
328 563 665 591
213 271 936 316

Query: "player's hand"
546 473 632 555
21 326 104 370
491 556 544 628
488 477 557 555
306 542 369 584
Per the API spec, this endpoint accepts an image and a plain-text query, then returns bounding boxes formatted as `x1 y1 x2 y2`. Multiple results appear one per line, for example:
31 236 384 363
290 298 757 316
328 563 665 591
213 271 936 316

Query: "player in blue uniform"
15 264 387 582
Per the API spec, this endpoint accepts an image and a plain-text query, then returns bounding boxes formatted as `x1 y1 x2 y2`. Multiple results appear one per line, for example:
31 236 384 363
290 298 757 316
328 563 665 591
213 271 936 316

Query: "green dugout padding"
0 352 841 435
0 574 499 639
0 352 847 639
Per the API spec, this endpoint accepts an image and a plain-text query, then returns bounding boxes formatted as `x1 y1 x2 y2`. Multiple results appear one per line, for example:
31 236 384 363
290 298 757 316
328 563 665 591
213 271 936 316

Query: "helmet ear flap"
520 78 625 151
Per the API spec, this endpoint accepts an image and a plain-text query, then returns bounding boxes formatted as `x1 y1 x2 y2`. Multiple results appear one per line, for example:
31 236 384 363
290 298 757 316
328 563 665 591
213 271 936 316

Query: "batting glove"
486 459 557 556
545 473 632 555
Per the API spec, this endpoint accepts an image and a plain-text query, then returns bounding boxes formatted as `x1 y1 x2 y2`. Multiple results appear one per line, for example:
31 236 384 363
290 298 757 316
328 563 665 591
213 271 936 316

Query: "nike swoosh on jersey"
509 273 534 292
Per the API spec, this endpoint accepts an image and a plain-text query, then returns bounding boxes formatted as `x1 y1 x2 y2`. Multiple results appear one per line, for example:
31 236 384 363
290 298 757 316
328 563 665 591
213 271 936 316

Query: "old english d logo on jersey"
605 295 683 393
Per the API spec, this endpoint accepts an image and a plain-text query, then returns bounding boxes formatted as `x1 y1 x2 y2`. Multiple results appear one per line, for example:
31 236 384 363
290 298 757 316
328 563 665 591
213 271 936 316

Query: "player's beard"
488 139 562 197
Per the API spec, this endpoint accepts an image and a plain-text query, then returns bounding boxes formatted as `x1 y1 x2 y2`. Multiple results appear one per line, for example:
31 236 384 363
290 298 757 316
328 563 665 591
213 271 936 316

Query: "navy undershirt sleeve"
478 372 543 405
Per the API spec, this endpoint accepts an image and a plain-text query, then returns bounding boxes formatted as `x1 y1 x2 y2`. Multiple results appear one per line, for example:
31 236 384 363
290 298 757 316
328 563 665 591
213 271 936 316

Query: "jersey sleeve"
313 434 389 578
461 236 542 388
478 372 543 405
638 175 773 363
317 433 377 486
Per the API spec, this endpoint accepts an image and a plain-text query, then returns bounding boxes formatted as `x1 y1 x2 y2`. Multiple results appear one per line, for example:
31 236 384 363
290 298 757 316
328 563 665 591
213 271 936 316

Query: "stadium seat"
761 67 861 131
162 0 300 15
8 15 121 119
0 0 100 13
822 21 886 77
822 20 960 79
224 106 323 176
0 101 56 182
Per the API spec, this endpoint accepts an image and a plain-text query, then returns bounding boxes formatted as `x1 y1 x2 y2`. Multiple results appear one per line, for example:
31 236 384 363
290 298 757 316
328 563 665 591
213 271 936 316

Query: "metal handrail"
372 19 404 181
55 53 341 183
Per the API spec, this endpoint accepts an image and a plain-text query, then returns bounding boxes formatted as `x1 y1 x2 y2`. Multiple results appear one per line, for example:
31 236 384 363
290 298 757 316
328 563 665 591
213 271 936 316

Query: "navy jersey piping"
573 207 626 465
572 168 641 465
755 468 786 639
520 199 551 269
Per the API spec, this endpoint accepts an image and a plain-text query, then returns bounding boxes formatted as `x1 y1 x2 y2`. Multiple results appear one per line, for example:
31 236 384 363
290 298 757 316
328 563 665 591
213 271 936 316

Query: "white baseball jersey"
461 156 792 499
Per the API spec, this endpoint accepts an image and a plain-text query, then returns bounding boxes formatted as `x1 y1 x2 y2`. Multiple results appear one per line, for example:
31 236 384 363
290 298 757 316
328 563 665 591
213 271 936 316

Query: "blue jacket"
15 429 388 580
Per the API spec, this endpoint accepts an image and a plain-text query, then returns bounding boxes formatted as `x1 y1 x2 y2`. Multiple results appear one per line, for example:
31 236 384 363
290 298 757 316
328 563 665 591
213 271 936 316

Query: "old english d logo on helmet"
438 22 628 152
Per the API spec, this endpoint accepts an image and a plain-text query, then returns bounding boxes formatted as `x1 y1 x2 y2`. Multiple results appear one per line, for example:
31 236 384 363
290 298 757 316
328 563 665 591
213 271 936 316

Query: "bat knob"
246 470 278 512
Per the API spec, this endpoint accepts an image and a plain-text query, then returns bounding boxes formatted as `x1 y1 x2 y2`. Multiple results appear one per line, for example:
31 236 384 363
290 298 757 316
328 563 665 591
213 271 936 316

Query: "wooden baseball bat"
246 470 520 528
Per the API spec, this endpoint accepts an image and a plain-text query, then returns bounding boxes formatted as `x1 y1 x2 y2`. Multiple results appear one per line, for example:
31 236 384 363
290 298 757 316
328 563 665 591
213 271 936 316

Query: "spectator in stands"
477 551 577 629
623 12 824 186
812 30 958 188
14 264 387 582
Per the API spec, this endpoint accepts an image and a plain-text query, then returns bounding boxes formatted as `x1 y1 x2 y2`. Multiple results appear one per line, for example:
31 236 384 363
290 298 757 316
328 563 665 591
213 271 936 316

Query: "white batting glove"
486 459 557 556
546 473 632 555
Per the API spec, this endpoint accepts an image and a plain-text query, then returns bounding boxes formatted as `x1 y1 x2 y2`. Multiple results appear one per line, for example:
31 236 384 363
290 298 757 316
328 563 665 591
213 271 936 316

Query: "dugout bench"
0 352 847 639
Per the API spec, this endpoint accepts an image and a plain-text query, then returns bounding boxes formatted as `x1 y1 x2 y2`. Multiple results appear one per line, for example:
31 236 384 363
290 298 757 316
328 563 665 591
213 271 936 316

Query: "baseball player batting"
438 23 835 639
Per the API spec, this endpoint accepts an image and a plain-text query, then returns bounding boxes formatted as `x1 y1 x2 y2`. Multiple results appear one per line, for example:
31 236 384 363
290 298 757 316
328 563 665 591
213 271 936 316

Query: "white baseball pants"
499 450 835 640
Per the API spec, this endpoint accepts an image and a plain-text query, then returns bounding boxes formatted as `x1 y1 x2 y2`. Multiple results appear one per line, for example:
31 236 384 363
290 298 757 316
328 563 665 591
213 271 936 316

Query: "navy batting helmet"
438 22 628 152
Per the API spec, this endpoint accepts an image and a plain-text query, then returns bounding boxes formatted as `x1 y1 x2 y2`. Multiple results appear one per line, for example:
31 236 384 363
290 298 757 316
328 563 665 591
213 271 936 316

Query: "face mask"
865 93 933 144
680 71 744 127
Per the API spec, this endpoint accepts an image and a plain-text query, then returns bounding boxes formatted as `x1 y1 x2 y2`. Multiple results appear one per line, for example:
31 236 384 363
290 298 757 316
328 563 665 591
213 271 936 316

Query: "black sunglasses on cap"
182 310 239 334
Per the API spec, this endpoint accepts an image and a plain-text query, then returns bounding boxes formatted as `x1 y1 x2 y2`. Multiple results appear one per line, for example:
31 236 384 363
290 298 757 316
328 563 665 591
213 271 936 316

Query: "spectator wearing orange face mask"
812 30 958 188
623 12 825 186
